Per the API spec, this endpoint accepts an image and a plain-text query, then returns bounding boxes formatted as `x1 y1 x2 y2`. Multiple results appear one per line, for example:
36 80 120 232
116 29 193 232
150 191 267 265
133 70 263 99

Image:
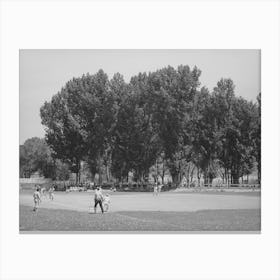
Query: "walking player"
94 187 104 214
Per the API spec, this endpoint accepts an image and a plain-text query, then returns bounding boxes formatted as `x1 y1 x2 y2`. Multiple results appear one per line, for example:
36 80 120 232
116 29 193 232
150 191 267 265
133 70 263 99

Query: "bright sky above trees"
20 49 260 144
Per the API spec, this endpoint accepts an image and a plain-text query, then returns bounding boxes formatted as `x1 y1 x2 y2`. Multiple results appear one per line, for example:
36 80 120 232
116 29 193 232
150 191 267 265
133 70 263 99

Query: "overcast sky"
20 49 260 144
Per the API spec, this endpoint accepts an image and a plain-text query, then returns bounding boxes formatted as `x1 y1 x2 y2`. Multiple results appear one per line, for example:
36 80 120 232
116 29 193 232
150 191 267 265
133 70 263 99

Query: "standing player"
153 183 158 195
35 185 42 204
49 185 55 201
40 186 47 199
94 187 104 214
33 187 41 212
157 182 163 194
103 194 111 212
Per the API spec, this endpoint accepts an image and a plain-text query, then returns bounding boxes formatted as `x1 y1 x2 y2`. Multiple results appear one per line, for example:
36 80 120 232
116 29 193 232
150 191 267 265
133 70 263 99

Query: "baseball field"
19 189 261 232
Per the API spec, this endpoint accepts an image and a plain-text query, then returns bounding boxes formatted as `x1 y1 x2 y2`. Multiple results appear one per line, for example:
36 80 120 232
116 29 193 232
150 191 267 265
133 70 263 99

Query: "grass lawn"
19 205 260 232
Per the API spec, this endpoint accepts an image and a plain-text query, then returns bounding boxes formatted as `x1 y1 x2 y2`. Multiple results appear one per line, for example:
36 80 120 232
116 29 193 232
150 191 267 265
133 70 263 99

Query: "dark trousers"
94 199 104 213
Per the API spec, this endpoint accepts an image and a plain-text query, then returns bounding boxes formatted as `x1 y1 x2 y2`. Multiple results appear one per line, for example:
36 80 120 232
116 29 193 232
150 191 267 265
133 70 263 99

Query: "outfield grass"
20 190 260 212
19 205 260 232
19 190 260 232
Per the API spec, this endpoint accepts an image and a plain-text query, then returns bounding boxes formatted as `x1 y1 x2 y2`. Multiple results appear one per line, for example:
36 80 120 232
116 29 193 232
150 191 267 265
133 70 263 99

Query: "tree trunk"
160 172 165 184
106 164 110 182
52 158 57 180
178 160 182 185
76 172 79 185
232 172 239 184
155 159 158 184
160 159 166 184
197 167 200 187
97 155 102 185
75 159 81 184
257 163 261 184
190 166 195 183
204 170 208 188
171 172 180 185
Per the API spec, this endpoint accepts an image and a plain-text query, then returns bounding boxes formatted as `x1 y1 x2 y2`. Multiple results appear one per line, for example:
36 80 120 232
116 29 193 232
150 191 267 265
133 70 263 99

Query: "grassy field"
19 205 260 232
19 190 261 232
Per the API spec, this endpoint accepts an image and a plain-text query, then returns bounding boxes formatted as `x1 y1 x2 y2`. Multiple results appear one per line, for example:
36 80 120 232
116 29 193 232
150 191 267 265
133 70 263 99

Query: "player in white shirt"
33 188 41 212
103 194 110 212
153 184 158 195
40 186 47 199
49 185 55 200
157 183 163 194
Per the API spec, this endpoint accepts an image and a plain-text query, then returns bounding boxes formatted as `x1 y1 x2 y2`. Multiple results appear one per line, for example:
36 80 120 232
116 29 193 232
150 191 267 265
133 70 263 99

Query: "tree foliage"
20 137 55 178
34 67 261 186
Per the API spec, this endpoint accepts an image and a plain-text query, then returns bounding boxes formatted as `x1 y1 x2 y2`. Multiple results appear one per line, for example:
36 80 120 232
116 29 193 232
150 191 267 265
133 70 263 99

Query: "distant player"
33 187 41 212
35 185 41 204
103 194 110 212
157 183 163 194
153 184 158 195
40 186 47 198
94 187 104 214
49 185 55 200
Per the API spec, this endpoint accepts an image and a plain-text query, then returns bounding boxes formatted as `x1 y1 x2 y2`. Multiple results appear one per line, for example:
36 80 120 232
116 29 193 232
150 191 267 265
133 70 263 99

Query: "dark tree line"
37 66 260 185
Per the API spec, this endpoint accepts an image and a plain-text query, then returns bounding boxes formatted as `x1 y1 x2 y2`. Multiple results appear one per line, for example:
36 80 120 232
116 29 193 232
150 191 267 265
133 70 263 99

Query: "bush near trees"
20 137 70 180
20 137 54 178
20 65 261 186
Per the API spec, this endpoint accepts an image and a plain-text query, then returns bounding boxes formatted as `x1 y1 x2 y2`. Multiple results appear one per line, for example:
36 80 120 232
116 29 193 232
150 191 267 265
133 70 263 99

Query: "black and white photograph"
19 49 261 232
2 1 280 279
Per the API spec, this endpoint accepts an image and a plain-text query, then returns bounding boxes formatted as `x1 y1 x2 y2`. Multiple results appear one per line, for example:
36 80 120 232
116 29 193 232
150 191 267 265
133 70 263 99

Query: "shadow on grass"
19 205 261 232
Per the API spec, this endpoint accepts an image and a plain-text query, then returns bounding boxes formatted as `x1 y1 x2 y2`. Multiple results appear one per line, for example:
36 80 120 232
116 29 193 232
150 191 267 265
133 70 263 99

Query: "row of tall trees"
39 66 261 185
